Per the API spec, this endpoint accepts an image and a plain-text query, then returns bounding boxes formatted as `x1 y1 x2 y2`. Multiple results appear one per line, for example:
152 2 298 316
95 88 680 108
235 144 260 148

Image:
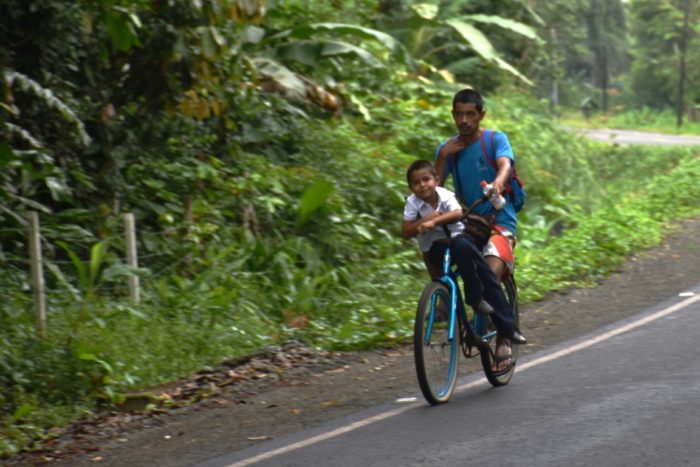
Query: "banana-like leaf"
297 179 335 228
250 57 306 100
285 22 412 66
444 19 533 86
462 14 543 43
493 56 533 86
445 19 497 60
320 40 383 67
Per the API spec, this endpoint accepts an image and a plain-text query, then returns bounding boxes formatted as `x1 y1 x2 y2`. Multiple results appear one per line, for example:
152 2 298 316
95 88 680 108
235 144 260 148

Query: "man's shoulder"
484 128 508 138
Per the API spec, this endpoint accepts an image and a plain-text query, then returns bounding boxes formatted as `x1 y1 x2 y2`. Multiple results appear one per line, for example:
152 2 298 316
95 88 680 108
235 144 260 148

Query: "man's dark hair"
452 88 484 112
406 159 437 185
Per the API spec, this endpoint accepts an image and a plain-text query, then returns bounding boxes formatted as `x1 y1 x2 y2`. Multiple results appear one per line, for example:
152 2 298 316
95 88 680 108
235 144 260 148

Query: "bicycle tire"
414 281 460 405
479 276 520 387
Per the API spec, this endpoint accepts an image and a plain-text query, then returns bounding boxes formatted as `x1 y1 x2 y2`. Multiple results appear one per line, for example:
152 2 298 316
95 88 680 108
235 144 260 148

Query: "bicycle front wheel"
414 281 460 405
479 276 519 387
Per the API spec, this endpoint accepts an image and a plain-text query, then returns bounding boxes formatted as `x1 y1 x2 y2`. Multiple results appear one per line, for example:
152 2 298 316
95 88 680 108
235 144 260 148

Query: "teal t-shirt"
435 130 518 235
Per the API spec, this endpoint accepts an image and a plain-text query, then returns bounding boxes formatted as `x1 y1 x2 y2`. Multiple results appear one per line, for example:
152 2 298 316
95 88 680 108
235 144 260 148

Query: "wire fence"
1 211 176 337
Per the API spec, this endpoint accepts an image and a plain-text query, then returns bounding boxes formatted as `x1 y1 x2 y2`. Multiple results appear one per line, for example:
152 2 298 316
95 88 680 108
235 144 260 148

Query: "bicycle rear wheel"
414 281 460 405
479 276 520 387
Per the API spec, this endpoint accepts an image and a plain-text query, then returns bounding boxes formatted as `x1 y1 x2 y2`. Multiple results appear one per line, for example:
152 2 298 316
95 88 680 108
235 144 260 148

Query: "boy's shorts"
483 227 516 277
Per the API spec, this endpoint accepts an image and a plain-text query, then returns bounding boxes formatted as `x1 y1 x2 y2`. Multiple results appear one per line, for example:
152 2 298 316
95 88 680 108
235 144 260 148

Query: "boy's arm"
401 209 462 239
402 211 437 239
417 208 462 234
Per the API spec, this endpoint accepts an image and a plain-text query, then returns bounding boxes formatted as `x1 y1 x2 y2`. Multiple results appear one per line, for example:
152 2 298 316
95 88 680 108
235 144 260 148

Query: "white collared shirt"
403 186 464 252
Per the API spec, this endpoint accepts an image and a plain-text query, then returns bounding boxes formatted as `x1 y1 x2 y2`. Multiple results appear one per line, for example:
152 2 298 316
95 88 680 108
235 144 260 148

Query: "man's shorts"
483 227 516 277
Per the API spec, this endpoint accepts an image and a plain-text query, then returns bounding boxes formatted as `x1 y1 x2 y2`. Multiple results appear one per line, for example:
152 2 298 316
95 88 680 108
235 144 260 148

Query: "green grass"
560 108 700 135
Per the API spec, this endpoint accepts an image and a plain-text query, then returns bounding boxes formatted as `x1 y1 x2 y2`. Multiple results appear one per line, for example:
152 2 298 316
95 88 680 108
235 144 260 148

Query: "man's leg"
483 232 522 371
451 235 516 336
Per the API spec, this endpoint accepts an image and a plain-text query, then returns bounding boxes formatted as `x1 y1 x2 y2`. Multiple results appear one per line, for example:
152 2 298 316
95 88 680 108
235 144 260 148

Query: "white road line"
225 293 700 467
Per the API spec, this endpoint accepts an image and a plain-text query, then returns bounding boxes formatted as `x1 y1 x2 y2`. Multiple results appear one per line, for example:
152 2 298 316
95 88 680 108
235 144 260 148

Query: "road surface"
201 283 700 467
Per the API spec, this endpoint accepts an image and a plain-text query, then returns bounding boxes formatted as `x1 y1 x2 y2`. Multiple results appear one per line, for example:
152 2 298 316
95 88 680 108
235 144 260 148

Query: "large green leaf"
444 19 532 85
250 57 306 100
297 180 335 227
285 22 411 65
444 19 497 60
0 142 16 168
278 40 382 67
493 57 534 86
89 241 108 289
320 40 383 67
462 14 543 43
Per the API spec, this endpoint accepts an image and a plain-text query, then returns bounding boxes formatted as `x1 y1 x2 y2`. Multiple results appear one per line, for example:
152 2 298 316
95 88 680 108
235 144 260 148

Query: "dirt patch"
7 217 700 467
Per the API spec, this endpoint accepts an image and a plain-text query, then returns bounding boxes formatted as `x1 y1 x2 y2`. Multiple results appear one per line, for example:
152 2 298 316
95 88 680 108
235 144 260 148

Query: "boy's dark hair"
452 88 484 112
406 159 437 185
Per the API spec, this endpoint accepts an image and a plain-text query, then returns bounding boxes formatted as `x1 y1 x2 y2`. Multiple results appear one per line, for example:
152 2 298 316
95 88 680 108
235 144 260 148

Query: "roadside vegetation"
2 0 699 457
561 109 700 135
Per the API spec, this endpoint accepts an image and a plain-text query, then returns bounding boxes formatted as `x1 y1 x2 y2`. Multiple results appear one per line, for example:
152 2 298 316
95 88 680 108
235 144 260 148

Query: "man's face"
452 102 484 139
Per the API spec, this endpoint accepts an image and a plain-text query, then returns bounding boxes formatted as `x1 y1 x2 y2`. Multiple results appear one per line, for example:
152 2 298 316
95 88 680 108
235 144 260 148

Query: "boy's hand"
417 219 435 234
417 211 442 233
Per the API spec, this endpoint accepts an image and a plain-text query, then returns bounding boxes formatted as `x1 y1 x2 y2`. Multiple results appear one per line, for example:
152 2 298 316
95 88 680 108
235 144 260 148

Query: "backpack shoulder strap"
479 129 497 169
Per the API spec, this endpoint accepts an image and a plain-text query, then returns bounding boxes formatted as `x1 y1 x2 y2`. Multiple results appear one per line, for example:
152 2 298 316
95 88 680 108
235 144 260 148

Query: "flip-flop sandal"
491 340 513 373
491 353 513 373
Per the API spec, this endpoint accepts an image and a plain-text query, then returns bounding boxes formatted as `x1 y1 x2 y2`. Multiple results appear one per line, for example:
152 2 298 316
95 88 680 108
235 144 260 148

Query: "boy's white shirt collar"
411 186 451 210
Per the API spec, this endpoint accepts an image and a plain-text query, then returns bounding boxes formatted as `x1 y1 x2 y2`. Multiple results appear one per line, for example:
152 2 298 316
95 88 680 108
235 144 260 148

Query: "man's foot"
492 337 513 373
475 299 495 315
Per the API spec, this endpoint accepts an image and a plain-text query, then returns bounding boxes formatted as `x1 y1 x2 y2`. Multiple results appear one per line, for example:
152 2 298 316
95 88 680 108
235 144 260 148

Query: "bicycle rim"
480 277 519 387
414 281 460 405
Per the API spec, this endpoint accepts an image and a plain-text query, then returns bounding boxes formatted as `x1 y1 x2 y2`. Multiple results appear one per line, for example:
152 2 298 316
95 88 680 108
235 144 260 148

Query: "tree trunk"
677 0 691 128
601 48 609 113
549 28 560 110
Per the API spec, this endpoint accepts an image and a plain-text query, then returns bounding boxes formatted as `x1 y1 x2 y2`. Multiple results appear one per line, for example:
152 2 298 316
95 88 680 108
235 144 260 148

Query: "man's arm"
434 139 466 187
491 156 513 196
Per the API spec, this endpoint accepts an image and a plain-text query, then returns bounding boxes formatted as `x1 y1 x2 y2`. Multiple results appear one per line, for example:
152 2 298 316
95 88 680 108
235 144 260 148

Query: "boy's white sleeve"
443 190 462 212
403 198 419 221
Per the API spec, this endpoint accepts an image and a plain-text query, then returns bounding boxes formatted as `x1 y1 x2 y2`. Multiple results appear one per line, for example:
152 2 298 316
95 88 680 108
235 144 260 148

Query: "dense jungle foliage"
2 0 700 457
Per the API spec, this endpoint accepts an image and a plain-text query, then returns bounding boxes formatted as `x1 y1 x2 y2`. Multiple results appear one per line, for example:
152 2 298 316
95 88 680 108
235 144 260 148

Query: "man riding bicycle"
433 88 527 372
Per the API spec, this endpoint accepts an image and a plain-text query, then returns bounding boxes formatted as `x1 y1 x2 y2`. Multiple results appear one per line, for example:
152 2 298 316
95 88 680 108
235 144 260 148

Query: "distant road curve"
577 128 700 146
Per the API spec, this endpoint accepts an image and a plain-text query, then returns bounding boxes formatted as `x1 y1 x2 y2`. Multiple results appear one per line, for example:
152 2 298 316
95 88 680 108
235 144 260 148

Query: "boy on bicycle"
401 159 494 316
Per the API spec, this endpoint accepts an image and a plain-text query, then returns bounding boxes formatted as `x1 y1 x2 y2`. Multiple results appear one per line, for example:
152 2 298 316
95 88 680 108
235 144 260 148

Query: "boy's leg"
422 251 443 280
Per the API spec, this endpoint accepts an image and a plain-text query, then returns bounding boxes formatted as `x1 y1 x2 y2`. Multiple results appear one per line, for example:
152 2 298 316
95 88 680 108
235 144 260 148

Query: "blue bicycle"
413 200 520 405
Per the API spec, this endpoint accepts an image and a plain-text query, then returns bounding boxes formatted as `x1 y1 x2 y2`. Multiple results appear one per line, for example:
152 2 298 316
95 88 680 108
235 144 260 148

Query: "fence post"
124 213 140 304
28 211 46 337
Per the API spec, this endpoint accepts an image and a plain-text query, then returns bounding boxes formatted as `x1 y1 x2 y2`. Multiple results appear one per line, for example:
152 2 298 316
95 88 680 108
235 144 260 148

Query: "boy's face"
409 168 439 202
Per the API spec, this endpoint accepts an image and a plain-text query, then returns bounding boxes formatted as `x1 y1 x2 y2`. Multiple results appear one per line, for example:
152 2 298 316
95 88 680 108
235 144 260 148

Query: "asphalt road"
577 128 700 146
201 283 700 467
